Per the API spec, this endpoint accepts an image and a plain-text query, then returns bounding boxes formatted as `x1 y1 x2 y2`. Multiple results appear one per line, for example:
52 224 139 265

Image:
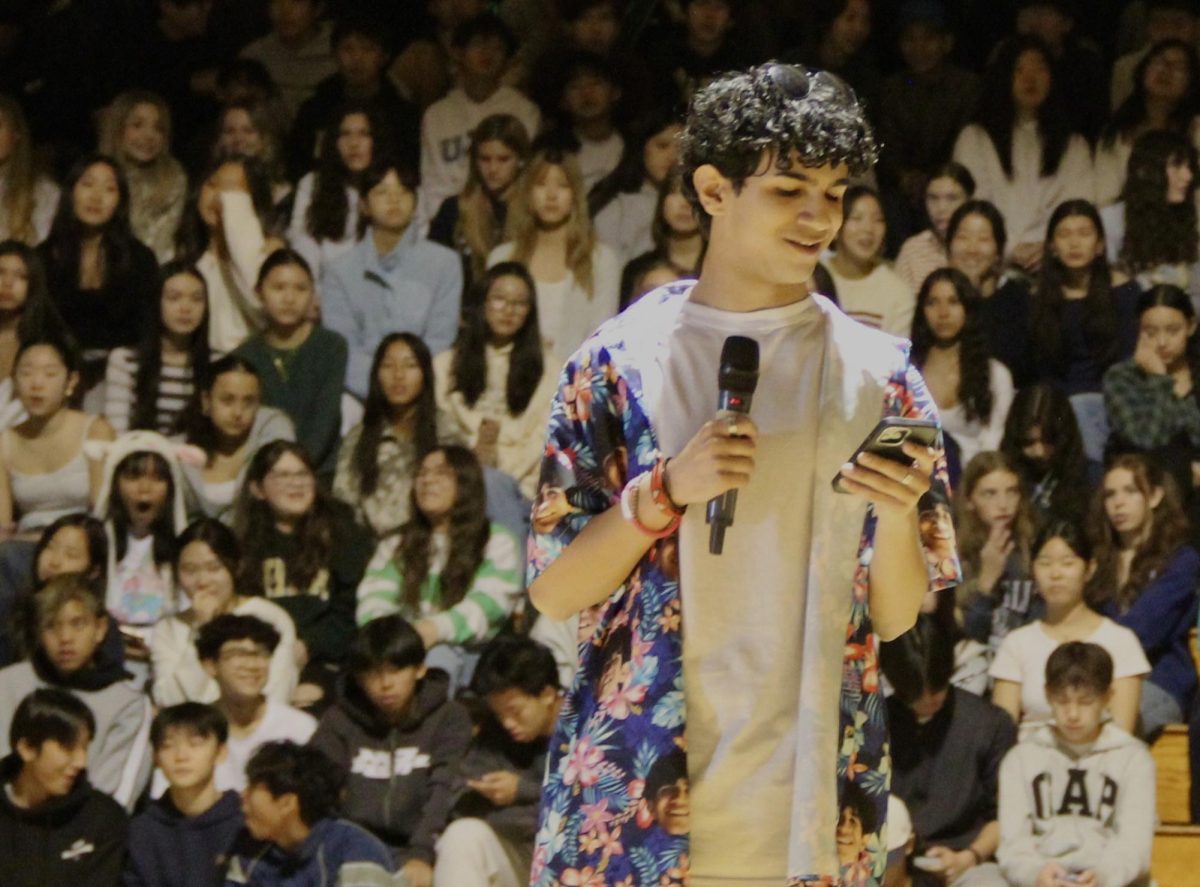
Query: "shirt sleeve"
1104 621 1152 678
429 525 523 645
356 535 405 625
989 631 1026 683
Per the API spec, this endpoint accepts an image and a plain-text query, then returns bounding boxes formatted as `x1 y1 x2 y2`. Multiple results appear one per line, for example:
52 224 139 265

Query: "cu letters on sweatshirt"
439 135 467 165
351 747 432 779
1030 768 1119 823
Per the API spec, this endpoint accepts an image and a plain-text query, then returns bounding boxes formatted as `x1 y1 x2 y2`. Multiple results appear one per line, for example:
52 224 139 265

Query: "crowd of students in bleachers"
3 0 1200 884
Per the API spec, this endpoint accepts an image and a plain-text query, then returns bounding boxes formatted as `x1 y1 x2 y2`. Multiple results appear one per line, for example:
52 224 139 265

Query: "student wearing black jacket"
308 615 471 886
0 688 127 887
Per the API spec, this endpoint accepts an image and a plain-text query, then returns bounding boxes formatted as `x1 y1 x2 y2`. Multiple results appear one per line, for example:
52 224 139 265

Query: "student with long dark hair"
175 355 295 520
38 154 158 388
176 153 282 354
104 261 210 435
910 268 1013 467
0 242 64 430
946 200 1034 387
1087 454 1199 738
1104 283 1200 502
894 161 975 293
590 108 684 266
288 102 381 278
333 333 438 540
356 445 522 691
1103 129 1200 308
952 35 1093 272
234 441 372 705
1095 38 1200 207
434 262 556 498
1031 200 1139 395
828 185 915 337
1000 382 1090 523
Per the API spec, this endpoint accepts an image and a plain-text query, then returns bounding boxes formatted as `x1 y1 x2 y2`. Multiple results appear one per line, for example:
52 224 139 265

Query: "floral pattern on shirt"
528 284 960 886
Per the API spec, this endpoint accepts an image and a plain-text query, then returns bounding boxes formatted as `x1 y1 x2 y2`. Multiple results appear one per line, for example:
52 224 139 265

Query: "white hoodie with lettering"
997 721 1154 887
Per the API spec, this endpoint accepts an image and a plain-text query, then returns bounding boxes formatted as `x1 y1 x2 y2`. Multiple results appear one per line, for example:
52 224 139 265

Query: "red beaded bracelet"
621 474 681 538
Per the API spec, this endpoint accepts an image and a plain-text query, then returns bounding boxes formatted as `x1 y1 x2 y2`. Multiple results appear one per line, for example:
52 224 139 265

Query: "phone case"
831 417 941 493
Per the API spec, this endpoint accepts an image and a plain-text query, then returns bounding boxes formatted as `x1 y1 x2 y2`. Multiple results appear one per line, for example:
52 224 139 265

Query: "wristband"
621 474 681 538
649 458 686 516
966 847 982 866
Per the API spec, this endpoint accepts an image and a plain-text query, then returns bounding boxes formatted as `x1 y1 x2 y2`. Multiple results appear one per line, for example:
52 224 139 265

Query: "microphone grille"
718 336 760 393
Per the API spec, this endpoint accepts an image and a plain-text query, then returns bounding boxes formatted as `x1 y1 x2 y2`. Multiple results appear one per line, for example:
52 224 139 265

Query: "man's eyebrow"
774 170 852 187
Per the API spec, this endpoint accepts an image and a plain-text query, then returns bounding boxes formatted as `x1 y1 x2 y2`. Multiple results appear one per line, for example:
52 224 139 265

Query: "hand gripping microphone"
706 335 759 555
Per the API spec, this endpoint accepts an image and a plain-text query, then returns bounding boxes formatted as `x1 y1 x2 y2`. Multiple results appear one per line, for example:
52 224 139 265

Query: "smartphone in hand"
831 417 941 493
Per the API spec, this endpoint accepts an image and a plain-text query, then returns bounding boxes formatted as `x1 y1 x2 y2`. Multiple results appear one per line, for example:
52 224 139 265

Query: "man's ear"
691 165 729 222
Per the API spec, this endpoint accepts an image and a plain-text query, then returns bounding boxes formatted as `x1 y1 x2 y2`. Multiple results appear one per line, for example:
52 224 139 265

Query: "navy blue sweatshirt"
1101 545 1200 712
125 789 243 887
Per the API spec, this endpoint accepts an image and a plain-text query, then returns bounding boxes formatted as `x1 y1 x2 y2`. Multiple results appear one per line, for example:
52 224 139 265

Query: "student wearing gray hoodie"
997 642 1154 887
0 574 152 810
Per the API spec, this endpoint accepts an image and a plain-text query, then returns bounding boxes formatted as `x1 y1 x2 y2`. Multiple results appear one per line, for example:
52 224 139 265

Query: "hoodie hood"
1024 720 1140 757
145 788 242 831
0 752 94 823
89 430 200 533
336 666 453 735
31 641 129 691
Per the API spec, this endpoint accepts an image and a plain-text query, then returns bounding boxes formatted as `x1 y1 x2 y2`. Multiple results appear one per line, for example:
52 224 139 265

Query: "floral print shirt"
527 284 961 886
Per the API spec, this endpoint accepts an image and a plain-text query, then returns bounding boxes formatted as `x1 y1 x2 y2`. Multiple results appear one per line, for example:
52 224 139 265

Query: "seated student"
894 163 975 294
1031 200 1139 396
644 0 753 109
1111 0 1200 117
37 155 159 382
223 740 398 885
320 157 463 400
1087 454 1200 738
287 102 383 279
104 262 211 436
1000 383 1091 524
590 108 684 268
1103 284 1200 502
951 36 1094 273
126 703 244 887
234 441 371 706
997 642 1155 887
427 113 532 290
91 430 193 663
333 333 439 539
286 12 419 183
990 520 1150 737
0 97 59 246
0 575 152 809
434 636 562 887
0 513 110 667
418 13 541 233
237 0 336 123
881 615 1015 887
195 614 316 791
434 262 558 499
0 688 127 887
1101 131 1200 309
152 519 299 707
233 249 347 478
175 355 296 521
622 168 706 283
954 452 1041 656
910 269 1014 467
548 53 624 192
175 154 283 354
309 615 472 887
827 185 916 337
487 146 622 356
356 446 523 690
877 4 980 220
99 90 189 264
212 100 293 205
0 242 66 432
1095 38 1200 208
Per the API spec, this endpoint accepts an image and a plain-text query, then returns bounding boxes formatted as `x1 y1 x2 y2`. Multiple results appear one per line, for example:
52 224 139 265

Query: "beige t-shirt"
655 294 825 885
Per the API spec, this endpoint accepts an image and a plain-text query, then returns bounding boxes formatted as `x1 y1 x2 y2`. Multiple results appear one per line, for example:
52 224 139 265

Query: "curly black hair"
679 63 878 234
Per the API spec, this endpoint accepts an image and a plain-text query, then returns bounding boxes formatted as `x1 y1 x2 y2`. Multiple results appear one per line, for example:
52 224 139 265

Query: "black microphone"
706 336 759 554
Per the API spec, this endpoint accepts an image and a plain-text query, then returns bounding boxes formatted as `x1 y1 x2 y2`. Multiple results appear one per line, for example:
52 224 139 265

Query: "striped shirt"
104 347 196 434
355 522 522 644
